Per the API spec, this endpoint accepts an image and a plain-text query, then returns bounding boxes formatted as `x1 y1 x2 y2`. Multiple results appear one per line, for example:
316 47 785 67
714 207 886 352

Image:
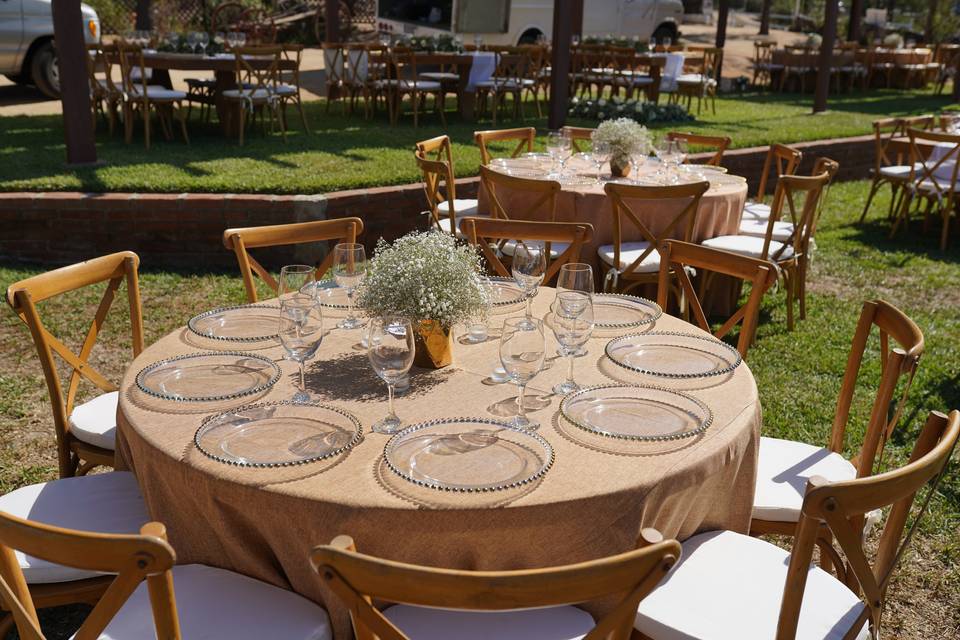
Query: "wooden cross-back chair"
674 47 721 114
415 135 480 236
382 47 446 128
115 40 190 150
634 409 959 640
600 181 710 294
474 126 535 165
322 43 346 112
460 217 594 285
859 115 935 223
561 125 595 153
223 217 364 303
312 529 680 640
479 163 560 222
890 127 960 250
750 299 924 569
665 131 731 166
85 44 120 136
5 252 144 478
277 44 310 133
223 45 285 146
657 241 777 359
756 143 803 205
752 40 780 89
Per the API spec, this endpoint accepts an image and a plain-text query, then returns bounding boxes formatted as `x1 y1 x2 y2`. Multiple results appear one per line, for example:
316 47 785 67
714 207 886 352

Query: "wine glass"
379 33 391 48
236 31 247 48
279 264 316 301
226 31 238 50
556 262 594 295
499 317 545 429
333 243 366 330
199 32 210 56
654 138 677 183
214 31 225 50
511 241 546 324
546 131 567 178
631 149 648 184
187 31 199 55
367 316 415 434
552 292 594 395
279 297 323 403
592 140 611 183
474 34 483 49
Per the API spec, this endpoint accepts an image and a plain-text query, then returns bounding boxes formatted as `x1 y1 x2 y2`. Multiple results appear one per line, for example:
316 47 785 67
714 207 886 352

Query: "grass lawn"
0 89 953 194
0 179 958 638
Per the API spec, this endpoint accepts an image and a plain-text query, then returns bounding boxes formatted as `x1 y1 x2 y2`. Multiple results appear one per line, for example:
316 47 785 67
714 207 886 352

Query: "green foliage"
568 96 695 125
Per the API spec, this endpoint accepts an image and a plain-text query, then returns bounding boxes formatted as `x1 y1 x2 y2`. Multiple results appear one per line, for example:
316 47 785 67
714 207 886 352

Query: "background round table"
117 289 760 639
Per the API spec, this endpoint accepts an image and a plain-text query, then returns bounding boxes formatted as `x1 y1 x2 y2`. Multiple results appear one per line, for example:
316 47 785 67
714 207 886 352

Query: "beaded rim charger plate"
384 417 554 492
136 352 281 402
194 401 362 467
592 294 662 330
488 276 527 308
605 331 742 379
313 281 351 310
560 384 712 441
187 304 280 343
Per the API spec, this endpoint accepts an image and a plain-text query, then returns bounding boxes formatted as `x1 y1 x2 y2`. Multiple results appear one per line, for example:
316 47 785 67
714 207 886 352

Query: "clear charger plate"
605 331 742 379
560 384 712 441
593 294 662 330
136 352 281 402
487 276 527 308
313 280 350 309
187 304 280 343
383 417 554 492
194 401 362 467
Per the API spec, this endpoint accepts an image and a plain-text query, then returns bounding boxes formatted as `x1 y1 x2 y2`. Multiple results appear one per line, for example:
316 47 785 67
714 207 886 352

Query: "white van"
376 0 684 46
0 0 101 97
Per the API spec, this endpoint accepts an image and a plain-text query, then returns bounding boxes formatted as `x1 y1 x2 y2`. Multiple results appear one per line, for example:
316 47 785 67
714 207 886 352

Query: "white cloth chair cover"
346 48 368 82
467 51 498 90
68 390 118 451
0 472 149 584
383 604 595 640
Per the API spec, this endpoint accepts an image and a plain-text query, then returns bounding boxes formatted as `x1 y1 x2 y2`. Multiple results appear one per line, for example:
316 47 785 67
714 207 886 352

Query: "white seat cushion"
420 72 460 81
598 241 660 273
676 73 717 86
0 472 149 584
222 88 273 100
879 163 922 179
68 390 118 451
738 219 796 242
273 83 299 95
75 564 332 640
502 239 569 258
437 198 479 217
384 604 595 640
753 436 857 522
741 201 772 222
379 79 442 91
130 86 186 100
438 213 489 237
701 234 795 261
635 531 869 640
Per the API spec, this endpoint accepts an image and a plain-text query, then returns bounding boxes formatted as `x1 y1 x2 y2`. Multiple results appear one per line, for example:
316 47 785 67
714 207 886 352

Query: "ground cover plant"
0 89 952 194
0 178 957 638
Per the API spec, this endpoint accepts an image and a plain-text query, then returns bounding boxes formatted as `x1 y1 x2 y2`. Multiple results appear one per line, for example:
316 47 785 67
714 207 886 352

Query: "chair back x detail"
760 169 831 261
223 218 364 303
311 530 680 640
414 135 460 233
474 127 535 165
5 252 144 478
756 143 803 209
666 131 731 166
479 164 560 223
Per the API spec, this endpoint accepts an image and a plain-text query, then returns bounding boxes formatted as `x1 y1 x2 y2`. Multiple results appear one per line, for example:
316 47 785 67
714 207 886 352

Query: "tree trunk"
759 0 772 36
814 0 839 113
847 0 863 43
716 0 729 79
548 0 578 130
925 0 939 43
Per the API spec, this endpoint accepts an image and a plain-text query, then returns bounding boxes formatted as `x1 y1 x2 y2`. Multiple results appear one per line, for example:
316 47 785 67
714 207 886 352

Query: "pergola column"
715 0 729 79
547 0 580 130
847 0 863 43
813 0 839 113
51 0 96 165
759 0 771 35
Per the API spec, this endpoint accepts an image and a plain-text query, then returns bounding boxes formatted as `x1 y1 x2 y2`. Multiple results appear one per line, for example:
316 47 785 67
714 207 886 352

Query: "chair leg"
143 103 151 151
941 208 952 250
785 267 795 331
239 106 245 146
798 257 808 320
297 98 310 133
177 103 189 144
858 177 883 222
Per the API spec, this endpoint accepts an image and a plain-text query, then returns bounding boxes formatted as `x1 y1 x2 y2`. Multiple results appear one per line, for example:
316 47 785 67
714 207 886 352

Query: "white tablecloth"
467 51 497 90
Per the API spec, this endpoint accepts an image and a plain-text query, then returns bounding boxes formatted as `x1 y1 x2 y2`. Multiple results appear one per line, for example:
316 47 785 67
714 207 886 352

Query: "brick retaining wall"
0 135 873 270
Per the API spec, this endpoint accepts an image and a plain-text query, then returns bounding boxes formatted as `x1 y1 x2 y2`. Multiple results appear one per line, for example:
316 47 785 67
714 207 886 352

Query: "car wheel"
4 73 30 85
652 24 677 44
30 41 60 98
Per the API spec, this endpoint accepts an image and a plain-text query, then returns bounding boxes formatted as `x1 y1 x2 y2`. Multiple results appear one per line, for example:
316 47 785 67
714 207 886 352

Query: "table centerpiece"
591 117 653 178
355 231 489 369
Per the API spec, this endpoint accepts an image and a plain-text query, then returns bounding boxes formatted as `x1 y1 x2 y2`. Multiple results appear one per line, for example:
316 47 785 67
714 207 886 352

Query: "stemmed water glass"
546 131 568 178
187 31 200 54
367 316 415 434
500 317 546 429
279 296 323 403
655 138 678 183
511 241 546 325
226 31 238 50
198 32 210 56
592 140 611 183
552 293 594 395
333 243 366 330
556 262 594 295
278 264 316 301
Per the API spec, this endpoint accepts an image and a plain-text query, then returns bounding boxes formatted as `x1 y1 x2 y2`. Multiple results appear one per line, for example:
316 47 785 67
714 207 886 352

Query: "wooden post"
715 0 729 79
325 0 341 100
759 0 771 35
847 0 862 43
572 0 584 38
548 0 576 130
813 0 839 113
135 0 151 30
925 0 938 43
51 0 97 165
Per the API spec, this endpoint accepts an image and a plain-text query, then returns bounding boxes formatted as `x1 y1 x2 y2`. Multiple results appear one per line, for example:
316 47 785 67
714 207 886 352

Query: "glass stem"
387 382 396 419
347 289 355 322
299 360 306 394
517 382 527 421
525 295 532 319
567 353 575 386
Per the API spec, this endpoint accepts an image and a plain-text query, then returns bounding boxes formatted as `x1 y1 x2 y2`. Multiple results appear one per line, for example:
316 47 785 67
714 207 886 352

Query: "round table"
117 290 760 639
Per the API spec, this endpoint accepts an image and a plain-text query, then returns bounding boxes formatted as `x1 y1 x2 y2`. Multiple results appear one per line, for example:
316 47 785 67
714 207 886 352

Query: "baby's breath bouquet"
592 117 653 177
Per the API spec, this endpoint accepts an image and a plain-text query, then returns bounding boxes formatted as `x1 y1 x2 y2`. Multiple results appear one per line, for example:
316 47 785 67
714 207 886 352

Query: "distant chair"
674 47 721 114
222 45 285 145
322 43 346 112
276 43 310 133
475 52 530 125
474 127 535 164
312 529 678 640
561 125 595 153
859 115 935 223
666 131 731 166
85 43 121 136
381 47 446 127
751 40 782 89
223 218 364 303
415 134 482 237
115 40 189 149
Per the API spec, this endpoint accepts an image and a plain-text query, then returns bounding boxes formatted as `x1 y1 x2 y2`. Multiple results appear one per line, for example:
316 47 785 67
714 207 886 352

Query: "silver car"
0 0 100 97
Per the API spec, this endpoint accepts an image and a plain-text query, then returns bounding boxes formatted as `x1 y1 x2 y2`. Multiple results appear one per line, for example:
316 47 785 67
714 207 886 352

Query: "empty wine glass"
199 32 210 56
592 140 611 182
279 264 316 301
511 241 546 324
546 131 568 177
236 31 247 48
556 262 594 295
279 297 323 403
333 243 366 330
226 31 238 50
474 34 483 49
187 31 199 54
552 293 594 395
367 316 415 434
499 317 545 429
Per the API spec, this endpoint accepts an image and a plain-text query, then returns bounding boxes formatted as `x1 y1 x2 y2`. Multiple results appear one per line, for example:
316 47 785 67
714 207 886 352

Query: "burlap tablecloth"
116 290 760 639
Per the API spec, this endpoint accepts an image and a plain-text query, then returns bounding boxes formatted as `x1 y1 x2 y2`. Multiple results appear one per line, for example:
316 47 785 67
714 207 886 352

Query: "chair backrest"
905 127 960 202
474 127 535 165
223 218 364 303
755 143 803 204
479 164 560 223
312 529 680 640
460 217 594 285
666 131 731 166
415 135 459 231
700 47 723 81
280 43 304 87
808 157 840 236
828 299 924 480
323 44 346 88
761 170 831 261
603 181 709 287
0 512 180 640
754 40 775 65
562 126 595 153
234 45 282 95
343 43 369 86
85 44 108 98
5 252 144 477
777 409 959 639
115 40 148 98
870 115 934 171
657 240 777 359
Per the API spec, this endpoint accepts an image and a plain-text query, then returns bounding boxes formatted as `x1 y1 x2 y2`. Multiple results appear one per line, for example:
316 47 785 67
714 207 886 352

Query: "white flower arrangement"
356 231 489 329
591 117 653 164
803 33 823 48
883 33 905 49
